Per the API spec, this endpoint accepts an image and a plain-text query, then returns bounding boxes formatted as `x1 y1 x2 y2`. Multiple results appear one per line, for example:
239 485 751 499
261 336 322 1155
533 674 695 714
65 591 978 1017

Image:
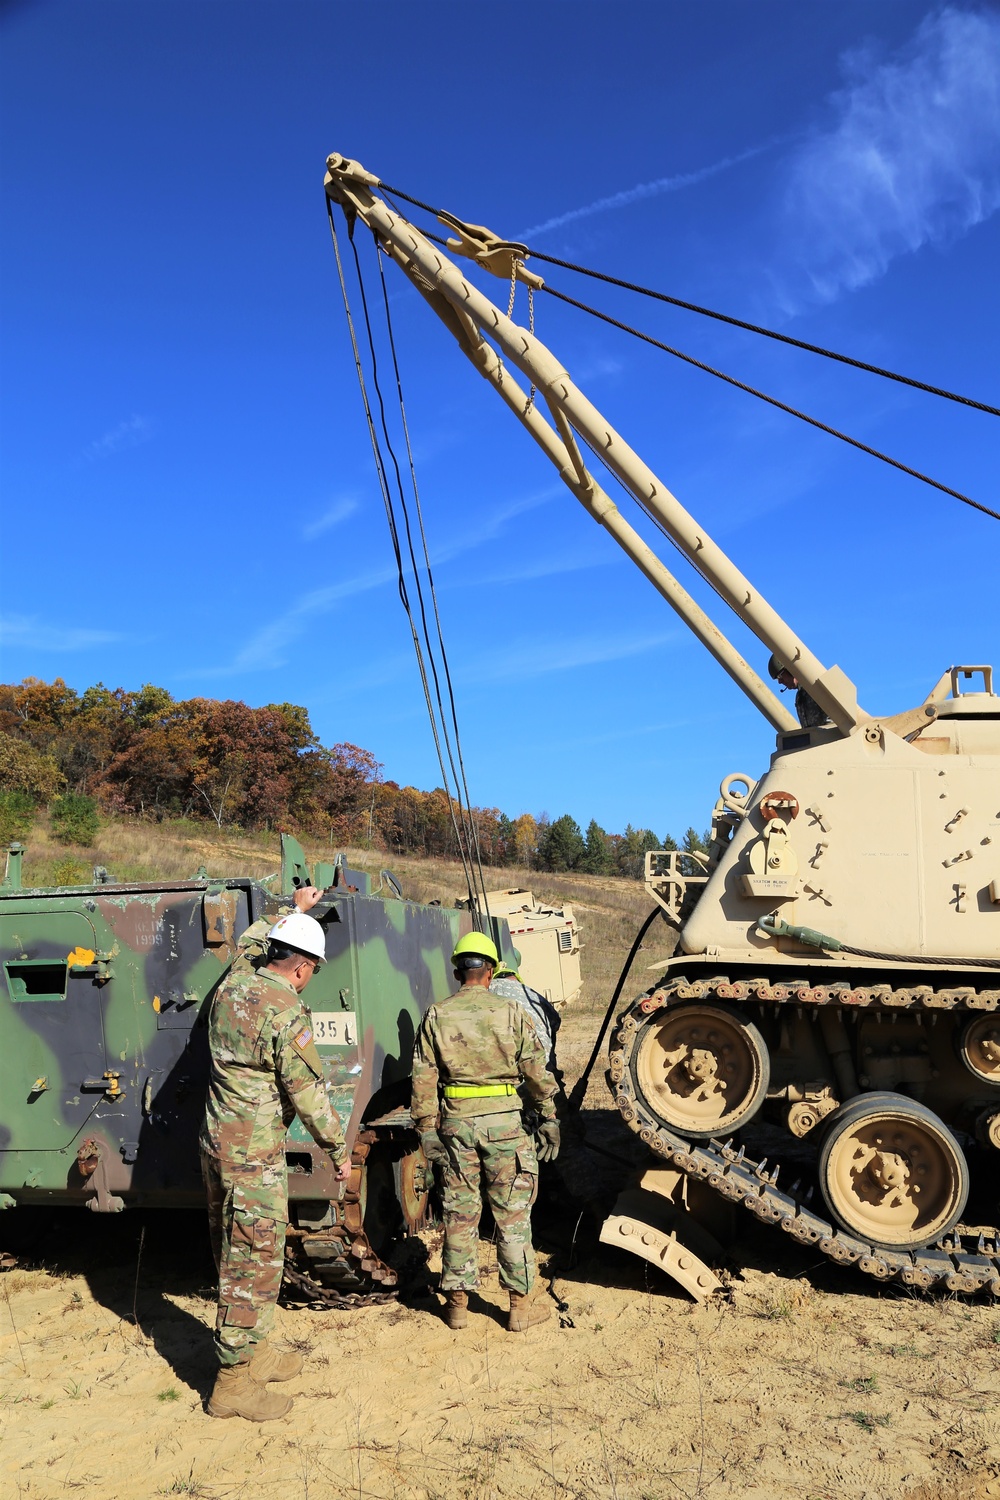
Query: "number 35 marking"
310 1011 358 1047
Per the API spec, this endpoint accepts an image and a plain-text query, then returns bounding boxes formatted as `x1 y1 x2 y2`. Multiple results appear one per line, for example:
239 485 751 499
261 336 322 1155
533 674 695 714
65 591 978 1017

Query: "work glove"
535 1120 561 1163
420 1129 450 1169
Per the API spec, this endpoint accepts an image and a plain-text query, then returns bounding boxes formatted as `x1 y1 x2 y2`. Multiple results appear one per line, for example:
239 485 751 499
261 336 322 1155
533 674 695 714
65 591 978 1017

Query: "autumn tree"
512 812 538 868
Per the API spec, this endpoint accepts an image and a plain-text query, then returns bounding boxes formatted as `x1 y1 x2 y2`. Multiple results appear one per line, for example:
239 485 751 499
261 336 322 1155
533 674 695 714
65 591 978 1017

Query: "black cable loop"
376 178 999 418
567 906 663 1115
326 202 477 905
541 282 1000 523
371 238 494 924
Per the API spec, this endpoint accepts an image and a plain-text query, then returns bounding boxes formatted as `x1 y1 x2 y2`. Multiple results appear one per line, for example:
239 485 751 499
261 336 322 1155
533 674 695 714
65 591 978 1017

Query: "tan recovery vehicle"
324 155 999 1299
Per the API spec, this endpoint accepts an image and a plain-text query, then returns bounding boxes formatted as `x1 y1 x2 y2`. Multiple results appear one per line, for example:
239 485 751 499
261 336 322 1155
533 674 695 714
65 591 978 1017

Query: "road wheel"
631 1001 770 1141
956 1015 1000 1086
818 1091 968 1250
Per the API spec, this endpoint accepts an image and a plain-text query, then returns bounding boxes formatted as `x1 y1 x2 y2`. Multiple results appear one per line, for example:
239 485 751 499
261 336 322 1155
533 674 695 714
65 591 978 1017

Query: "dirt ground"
3 1013 999 1500
3 831 1000 1497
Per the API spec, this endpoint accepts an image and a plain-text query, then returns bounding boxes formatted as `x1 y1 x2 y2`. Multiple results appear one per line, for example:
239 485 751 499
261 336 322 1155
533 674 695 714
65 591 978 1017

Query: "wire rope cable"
540 281 1000 523
326 201 479 909
381 193 998 521
370 235 494 921
375 177 999 419
347 228 482 892
528 250 1000 419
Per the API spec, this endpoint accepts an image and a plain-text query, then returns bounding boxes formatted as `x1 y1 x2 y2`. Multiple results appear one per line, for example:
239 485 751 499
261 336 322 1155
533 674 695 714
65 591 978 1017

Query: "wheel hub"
681 1046 718 1084
864 1149 909 1196
820 1096 968 1250
632 1002 769 1139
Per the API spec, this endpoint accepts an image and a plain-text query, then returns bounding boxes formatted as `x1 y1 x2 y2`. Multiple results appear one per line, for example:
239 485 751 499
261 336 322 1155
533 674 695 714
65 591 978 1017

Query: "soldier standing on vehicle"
229 882 326 975
411 932 560 1333
200 910 352 1422
768 653 828 729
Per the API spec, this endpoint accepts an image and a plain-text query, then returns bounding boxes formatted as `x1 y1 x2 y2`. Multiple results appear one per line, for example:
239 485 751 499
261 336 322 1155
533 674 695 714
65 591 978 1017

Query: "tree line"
0 677 708 876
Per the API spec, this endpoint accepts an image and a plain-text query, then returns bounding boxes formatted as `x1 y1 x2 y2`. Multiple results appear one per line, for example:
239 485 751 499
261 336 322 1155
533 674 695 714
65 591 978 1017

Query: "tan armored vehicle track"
324 155 999 1297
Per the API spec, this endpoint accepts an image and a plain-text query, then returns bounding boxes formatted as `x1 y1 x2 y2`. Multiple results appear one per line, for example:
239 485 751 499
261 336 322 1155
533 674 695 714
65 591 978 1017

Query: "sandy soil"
2 1200 999 1500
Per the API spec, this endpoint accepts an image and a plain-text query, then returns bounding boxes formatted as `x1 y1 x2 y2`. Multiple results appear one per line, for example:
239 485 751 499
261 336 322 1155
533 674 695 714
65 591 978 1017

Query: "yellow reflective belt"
441 1083 517 1099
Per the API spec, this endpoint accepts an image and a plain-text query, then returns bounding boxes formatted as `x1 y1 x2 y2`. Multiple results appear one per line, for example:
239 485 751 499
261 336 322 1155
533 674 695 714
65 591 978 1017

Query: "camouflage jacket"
411 982 557 1132
199 964 348 1169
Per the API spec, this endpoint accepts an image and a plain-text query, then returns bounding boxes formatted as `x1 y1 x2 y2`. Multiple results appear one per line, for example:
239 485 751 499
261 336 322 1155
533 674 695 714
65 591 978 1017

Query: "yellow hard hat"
451 931 499 967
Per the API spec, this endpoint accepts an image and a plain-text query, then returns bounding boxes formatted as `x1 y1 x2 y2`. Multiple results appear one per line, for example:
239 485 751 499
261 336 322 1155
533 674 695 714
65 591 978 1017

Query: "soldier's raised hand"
293 885 323 913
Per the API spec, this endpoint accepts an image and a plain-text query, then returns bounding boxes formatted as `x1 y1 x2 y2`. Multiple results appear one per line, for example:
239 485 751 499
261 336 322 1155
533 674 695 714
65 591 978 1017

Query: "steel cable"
370 236 493 922
541 281 1000 523
326 201 478 907
348 229 480 886
376 177 999 418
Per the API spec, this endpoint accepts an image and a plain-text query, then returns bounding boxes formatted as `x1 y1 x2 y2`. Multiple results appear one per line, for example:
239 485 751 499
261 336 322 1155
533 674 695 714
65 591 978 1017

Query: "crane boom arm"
325 154 866 736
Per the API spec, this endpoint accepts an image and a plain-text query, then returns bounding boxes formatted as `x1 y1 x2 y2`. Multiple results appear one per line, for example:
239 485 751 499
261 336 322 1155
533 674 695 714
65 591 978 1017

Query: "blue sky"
1 1 997 841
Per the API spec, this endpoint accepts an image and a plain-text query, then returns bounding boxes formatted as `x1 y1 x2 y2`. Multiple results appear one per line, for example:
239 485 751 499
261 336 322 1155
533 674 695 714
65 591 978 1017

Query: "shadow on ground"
2 1206 218 1397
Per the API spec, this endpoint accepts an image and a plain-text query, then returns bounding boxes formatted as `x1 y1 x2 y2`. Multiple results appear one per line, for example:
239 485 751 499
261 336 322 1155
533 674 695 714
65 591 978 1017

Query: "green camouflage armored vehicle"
0 834 512 1306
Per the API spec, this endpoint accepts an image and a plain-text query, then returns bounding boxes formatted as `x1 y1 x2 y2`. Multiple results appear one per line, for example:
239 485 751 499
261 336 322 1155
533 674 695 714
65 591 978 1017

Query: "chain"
281 1261 399 1311
524 283 537 417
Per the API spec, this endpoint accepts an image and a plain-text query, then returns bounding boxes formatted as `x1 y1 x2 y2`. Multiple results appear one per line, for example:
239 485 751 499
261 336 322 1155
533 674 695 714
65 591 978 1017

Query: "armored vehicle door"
0 909 109 1151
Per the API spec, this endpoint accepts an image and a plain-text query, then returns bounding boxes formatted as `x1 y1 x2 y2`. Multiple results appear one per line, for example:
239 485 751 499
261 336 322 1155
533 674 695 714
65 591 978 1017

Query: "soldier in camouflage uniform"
228 883 324 977
200 908 351 1421
411 932 560 1332
490 947 564 1094
768 653 828 729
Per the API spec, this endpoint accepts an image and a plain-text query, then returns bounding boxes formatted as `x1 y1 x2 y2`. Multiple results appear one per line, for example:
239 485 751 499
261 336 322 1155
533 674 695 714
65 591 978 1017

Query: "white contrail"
518 142 774 240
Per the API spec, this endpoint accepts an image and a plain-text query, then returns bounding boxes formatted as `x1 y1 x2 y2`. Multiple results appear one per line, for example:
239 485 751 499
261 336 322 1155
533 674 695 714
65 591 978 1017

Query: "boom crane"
325 154 1000 1302
324 152 868 738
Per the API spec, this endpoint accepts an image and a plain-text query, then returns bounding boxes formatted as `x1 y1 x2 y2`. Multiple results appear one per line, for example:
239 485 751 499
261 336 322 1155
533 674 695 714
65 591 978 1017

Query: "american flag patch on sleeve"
294 1027 313 1048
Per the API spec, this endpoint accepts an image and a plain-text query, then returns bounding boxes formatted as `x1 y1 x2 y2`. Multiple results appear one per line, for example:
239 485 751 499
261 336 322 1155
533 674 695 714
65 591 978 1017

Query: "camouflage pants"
201 1152 288 1367
439 1112 538 1296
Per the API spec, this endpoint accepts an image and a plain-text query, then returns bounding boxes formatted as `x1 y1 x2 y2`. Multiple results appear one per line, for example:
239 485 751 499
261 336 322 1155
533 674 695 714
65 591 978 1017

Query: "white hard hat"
268 912 326 964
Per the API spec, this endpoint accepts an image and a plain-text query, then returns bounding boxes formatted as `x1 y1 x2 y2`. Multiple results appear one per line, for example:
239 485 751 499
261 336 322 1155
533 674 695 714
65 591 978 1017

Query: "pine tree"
537 814 586 872
680 825 712 876
582 819 611 874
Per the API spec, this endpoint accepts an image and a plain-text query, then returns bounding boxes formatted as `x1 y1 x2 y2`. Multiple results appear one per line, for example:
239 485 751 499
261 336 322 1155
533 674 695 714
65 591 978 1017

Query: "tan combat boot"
247 1340 304 1383
508 1289 551 1333
443 1290 468 1329
207 1362 293 1421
